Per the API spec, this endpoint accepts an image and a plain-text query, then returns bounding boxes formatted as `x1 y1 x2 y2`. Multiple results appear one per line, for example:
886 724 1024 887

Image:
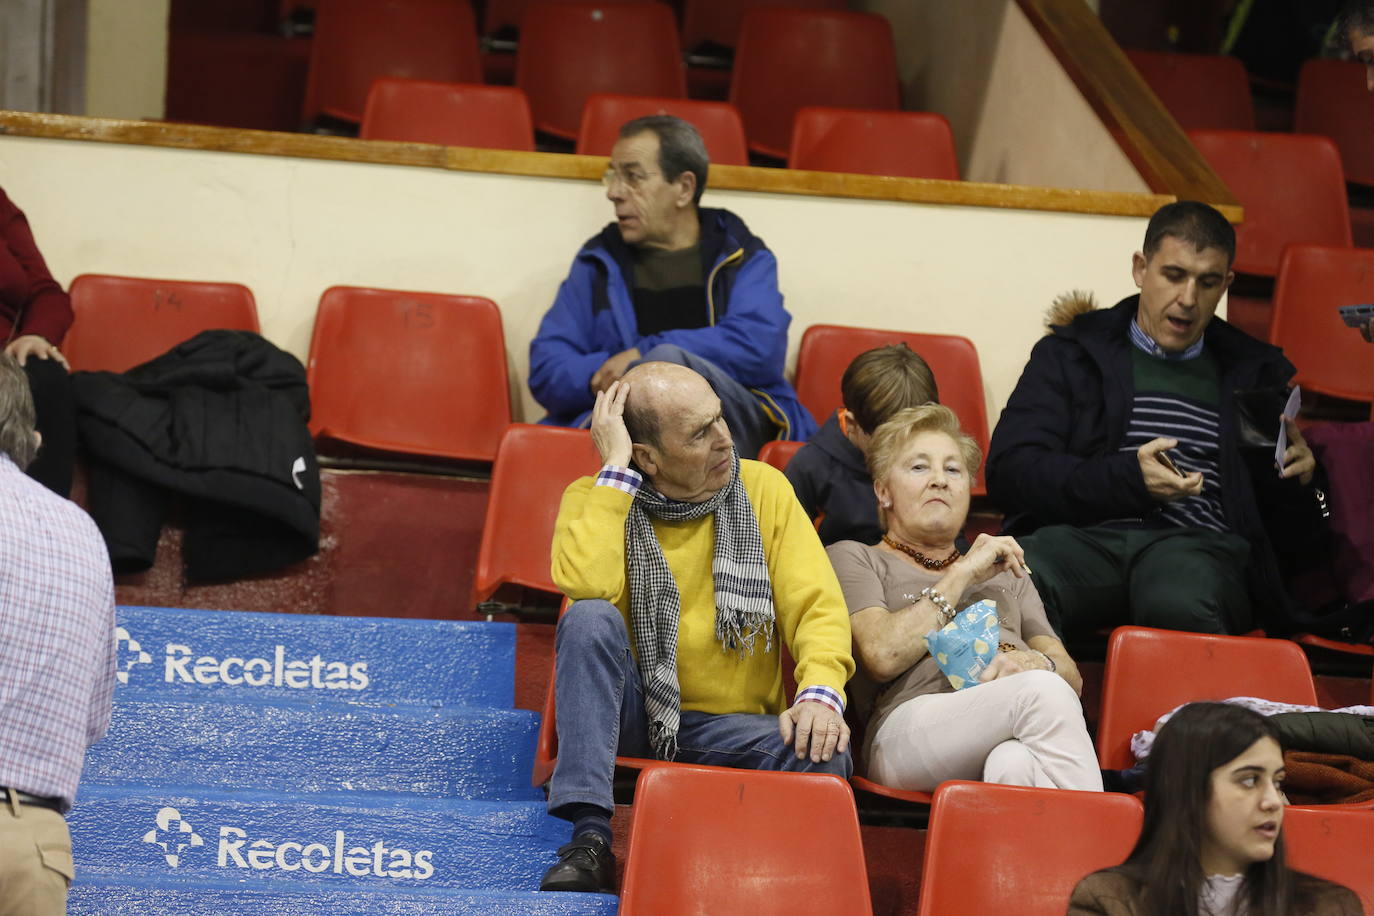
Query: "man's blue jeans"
546 599 852 820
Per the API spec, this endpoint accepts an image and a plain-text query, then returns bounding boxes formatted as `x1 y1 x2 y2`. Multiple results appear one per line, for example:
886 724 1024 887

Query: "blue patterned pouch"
923 599 1000 690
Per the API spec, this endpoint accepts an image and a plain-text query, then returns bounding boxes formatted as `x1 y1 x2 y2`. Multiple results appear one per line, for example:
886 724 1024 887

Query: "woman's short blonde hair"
866 405 982 521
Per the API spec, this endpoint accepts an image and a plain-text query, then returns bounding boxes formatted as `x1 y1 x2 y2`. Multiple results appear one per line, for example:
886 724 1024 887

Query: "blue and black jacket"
528 207 816 440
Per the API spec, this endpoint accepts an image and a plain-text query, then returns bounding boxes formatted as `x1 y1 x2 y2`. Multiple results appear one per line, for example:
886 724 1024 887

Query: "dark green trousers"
1018 525 1252 638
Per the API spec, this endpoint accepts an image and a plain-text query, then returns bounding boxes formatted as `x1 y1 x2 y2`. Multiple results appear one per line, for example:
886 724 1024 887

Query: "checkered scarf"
626 449 775 760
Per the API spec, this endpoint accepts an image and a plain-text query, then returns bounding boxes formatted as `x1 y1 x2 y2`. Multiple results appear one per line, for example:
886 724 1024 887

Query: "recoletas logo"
113 628 369 692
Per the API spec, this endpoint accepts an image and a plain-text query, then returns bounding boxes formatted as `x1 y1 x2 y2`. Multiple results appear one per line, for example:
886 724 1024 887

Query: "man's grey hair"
0 354 38 469
618 115 710 205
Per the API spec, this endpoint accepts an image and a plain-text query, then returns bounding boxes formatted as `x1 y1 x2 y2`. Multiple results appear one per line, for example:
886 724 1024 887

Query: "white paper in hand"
1274 385 1301 467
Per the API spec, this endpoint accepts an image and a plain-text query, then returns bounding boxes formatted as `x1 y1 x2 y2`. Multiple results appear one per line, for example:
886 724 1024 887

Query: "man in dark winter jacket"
987 201 1324 637
528 115 814 458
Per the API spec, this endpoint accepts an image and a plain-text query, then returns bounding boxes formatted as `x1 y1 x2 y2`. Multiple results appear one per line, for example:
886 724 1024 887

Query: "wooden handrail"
1016 0 1240 215
0 109 1184 218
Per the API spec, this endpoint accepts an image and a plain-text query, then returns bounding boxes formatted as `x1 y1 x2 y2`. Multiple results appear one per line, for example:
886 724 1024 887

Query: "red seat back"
306 286 512 463
730 8 899 159
1295 59 1374 187
620 765 873 915
1284 806 1374 912
793 324 990 496
516 1 686 140
1125 50 1255 131
1188 129 1352 277
1096 626 1317 770
917 781 1144 916
360 78 534 150
576 93 749 165
303 0 481 125
680 0 846 52
65 274 260 373
472 424 604 605
789 106 959 179
756 439 803 472
1270 244 1374 405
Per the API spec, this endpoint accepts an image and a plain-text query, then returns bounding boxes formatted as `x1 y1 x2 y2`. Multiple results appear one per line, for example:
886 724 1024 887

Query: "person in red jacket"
0 188 75 496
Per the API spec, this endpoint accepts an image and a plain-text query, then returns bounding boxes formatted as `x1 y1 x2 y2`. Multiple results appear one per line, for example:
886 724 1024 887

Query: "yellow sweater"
550 459 854 716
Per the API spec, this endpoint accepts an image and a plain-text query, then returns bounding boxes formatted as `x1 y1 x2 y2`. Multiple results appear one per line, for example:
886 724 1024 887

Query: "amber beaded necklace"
882 535 961 570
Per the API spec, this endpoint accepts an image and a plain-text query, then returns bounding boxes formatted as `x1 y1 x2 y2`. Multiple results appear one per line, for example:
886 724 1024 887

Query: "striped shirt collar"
1129 319 1205 360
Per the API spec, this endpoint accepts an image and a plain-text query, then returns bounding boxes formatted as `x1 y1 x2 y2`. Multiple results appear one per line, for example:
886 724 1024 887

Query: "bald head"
622 362 734 502
622 361 711 448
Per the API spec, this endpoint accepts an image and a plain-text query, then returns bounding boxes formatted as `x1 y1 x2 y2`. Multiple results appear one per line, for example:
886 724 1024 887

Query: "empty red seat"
516 1 686 140
306 286 512 463
65 274 261 373
1270 244 1374 407
303 0 481 126
1284 806 1374 908
755 439 802 472
1125 50 1255 131
576 93 749 165
730 8 899 159
1188 129 1352 277
917 781 1144 916
1096 626 1317 770
620 764 872 915
1295 58 1374 187
789 106 959 179
360 78 534 150
472 424 603 608
793 324 990 497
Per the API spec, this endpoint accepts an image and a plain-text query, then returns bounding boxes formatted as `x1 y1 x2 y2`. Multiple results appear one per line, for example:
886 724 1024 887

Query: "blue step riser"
84 700 543 801
114 606 515 709
70 789 572 892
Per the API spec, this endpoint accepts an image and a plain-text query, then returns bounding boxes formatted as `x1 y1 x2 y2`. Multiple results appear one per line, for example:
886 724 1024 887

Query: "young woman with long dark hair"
1069 702 1362 916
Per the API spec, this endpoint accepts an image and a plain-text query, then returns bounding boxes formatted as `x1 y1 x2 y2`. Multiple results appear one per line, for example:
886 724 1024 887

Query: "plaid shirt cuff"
795 685 845 716
595 465 642 495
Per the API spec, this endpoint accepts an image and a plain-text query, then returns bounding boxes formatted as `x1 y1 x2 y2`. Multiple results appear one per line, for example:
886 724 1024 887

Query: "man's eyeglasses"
601 166 660 190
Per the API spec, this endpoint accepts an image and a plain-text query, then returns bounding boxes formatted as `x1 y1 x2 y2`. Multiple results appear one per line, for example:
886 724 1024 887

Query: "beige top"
826 539 1055 765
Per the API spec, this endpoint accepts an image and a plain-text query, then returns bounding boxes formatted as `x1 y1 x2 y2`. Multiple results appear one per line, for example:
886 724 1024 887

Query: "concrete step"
70 877 617 916
70 786 579 895
114 606 515 710
85 699 542 802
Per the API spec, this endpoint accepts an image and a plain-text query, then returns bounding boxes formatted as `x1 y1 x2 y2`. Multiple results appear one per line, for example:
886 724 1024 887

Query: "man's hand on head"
589 348 641 395
590 380 634 467
5 334 69 370
778 699 849 764
1137 437 1204 503
1278 415 1315 486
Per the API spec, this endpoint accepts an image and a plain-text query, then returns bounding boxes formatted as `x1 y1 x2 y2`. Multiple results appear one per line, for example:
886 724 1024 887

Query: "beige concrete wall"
855 0 1147 193
0 134 1162 426
85 0 168 119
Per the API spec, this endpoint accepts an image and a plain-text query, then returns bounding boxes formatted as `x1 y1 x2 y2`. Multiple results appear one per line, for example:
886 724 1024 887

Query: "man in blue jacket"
528 115 814 458
987 201 1325 638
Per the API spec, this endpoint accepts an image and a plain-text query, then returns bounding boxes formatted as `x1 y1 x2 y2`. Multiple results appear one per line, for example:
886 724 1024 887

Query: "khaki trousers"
0 789 72 916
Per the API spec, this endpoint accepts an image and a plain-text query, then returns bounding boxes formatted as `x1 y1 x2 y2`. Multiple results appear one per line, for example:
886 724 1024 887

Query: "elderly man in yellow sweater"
538 361 856 895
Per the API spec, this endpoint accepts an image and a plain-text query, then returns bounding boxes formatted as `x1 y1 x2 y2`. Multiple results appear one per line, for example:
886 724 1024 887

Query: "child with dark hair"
785 343 937 545
1070 702 1361 915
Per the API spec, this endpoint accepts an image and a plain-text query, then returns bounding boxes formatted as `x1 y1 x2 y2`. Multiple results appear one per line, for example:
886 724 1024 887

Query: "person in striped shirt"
986 201 1323 638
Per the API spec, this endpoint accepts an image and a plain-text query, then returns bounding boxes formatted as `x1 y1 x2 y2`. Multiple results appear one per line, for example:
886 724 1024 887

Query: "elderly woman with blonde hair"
826 404 1101 792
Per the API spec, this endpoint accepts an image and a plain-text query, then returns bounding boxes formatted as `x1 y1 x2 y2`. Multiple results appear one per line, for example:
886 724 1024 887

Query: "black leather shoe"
539 833 616 893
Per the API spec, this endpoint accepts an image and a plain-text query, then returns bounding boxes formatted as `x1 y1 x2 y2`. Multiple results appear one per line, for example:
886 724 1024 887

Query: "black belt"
1 786 63 812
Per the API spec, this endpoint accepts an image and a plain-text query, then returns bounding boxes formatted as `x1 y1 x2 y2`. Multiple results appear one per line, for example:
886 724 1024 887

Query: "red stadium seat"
917 781 1144 916
730 9 900 159
681 0 846 57
1096 627 1317 770
360 78 534 150
788 106 960 179
473 425 603 608
307 286 512 463
756 439 802 472
620 765 872 916
1284 806 1374 910
1296 59 1374 188
793 324 990 497
1269 244 1374 407
576 93 749 165
303 0 481 126
516 1 686 140
65 274 260 373
1188 130 1352 277
1124 50 1255 131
